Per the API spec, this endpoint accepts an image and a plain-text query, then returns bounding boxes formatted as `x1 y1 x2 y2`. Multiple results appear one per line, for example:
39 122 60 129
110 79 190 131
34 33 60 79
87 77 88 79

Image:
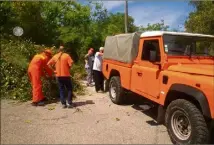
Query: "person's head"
99 47 104 53
58 45 64 52
88 48 94 55
43 49 52 58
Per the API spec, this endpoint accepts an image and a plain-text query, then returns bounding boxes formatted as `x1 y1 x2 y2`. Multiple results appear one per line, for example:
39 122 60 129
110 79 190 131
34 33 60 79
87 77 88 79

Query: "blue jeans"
56 77 73 105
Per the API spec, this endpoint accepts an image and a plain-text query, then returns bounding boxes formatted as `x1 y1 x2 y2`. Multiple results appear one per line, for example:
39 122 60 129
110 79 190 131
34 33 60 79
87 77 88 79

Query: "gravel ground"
1 82 173 144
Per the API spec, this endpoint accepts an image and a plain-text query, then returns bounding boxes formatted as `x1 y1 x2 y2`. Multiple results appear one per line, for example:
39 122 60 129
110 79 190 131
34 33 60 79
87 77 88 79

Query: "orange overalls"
28 53 53 103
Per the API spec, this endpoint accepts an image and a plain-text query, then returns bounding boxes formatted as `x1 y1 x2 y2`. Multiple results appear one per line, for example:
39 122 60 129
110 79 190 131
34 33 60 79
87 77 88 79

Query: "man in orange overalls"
28 49 53 106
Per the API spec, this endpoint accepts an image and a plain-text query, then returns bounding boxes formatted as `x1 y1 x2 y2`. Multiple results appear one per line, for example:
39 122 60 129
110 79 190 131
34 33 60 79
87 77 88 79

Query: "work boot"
31 101 45 106
41 98 48 103
37 101 45 106
95 89 99 93
31 102 37 106
62 104 67 109
67 104 74 108
101 88 105 93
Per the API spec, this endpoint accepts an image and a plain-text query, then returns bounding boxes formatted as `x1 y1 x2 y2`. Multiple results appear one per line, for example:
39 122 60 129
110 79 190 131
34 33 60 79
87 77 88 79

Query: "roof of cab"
140 31 214 38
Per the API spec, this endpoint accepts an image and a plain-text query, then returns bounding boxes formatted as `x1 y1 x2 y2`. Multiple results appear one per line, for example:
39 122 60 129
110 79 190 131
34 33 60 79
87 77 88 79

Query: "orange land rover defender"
102 31 214 144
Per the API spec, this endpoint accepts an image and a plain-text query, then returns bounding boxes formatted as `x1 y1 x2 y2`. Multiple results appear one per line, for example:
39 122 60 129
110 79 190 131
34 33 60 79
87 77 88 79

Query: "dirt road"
1 82 172 144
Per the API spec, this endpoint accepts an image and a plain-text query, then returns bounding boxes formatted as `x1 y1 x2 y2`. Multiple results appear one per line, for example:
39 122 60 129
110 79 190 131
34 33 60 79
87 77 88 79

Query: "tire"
165 99 209 144
109 76 124 104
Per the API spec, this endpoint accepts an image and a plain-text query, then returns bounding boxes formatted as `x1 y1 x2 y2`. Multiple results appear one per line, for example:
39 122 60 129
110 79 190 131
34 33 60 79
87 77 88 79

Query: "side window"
141 40 161 62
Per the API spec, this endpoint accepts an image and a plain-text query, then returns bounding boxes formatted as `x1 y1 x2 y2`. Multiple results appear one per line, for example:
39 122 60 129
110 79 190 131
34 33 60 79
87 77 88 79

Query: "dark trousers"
93 70 104 92
56 77 73 105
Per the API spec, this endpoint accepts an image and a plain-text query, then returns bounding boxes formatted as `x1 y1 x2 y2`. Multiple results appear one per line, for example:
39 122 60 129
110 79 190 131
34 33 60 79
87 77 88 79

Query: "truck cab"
102 31 214 144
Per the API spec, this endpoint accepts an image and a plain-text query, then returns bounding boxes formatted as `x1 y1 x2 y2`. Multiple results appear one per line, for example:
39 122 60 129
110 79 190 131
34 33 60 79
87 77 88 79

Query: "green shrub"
71 62 87 80
69 62 86 96
1 37 37 101
0 36 85 101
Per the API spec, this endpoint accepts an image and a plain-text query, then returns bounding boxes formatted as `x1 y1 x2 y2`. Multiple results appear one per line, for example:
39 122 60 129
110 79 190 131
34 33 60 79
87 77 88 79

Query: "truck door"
131 38 161 99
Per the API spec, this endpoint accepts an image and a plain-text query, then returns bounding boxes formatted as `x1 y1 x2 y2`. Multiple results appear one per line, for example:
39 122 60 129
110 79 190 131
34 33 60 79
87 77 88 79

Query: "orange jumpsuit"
28 53 53 103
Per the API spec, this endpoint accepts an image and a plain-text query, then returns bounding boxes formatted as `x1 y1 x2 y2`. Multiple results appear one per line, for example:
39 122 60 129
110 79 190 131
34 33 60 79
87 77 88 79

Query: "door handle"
137 72 142 76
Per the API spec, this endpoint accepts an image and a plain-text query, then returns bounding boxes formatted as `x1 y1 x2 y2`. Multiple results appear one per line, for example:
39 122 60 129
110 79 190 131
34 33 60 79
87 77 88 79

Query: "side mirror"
150 50 157 62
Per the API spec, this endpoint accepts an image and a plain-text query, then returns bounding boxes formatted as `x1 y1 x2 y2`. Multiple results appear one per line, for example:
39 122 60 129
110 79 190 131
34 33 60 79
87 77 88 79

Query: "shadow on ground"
122 92 214 143
132 104 159 126
45 93 78 105
45 97 95 108
121 92 160 126
74 100 95 107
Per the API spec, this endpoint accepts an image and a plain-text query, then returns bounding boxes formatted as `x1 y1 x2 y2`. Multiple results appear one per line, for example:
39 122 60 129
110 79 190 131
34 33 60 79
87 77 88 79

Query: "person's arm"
95 52 103 56
67 55 74 68
84 54 89 64
44 65 53 77
84 53 89 59
47 57 56 74
99 52 103 56
47 57 55 66
44 58 54 77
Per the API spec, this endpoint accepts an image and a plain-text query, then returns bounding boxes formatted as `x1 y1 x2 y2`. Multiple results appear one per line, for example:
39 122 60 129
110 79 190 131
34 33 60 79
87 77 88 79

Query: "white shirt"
93 52 103 71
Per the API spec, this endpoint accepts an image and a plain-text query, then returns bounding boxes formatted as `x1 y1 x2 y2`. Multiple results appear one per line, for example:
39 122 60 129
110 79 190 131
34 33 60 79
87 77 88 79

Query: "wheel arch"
109 69 120 78
103 69 121 92
164 84 211 118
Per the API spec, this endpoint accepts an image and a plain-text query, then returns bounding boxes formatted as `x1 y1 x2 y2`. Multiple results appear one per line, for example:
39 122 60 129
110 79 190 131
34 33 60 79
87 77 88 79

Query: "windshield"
163 34 214 56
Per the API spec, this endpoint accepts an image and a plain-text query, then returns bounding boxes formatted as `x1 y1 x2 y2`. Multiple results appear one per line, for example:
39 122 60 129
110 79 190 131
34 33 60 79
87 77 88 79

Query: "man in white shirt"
93 47 104 92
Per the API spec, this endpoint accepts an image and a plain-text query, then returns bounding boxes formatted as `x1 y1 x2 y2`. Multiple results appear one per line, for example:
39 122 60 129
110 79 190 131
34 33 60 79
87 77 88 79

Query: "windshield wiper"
193 52 213 57
168 50 185 53
168 50 191 56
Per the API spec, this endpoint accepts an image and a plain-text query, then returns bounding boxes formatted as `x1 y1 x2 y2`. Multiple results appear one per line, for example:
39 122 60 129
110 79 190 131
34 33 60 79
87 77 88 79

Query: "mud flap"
104 79 109 92
157 105 165 124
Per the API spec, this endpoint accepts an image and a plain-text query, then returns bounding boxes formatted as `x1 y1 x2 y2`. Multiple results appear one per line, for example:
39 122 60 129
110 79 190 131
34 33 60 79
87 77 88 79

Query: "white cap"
99 47 104 51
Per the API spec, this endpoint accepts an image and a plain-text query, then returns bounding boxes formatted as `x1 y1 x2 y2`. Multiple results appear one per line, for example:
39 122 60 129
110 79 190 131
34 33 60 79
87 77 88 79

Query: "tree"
11 2 49 44
185 1 214 35
0 2 18 36
185 1 214 55
87 2 138 51
1 1 138 61
138 20 169 31
104 12 137 35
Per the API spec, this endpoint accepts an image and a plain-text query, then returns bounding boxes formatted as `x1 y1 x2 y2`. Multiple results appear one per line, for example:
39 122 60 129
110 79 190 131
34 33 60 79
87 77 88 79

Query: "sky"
79 0 195 31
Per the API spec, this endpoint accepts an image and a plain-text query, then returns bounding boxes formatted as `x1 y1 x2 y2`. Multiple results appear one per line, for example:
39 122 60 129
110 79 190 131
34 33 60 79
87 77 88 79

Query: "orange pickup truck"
102 31 214 144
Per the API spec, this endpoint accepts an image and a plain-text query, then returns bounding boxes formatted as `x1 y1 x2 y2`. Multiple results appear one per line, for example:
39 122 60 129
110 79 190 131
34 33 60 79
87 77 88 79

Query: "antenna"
125 0 128 33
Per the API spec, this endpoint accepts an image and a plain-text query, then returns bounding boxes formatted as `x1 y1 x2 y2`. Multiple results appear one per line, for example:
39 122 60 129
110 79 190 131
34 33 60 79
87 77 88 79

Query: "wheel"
109 76 124 104
165 99 209 144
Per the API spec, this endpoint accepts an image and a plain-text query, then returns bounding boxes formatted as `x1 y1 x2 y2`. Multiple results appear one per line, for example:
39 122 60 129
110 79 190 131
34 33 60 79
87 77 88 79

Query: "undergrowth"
0 36 86 101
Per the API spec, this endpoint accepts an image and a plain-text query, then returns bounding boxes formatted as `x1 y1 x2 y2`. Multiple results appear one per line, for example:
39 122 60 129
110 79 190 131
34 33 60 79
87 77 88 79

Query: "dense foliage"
1 37 39 101
185 1 214 55
185 1 214 35
1 1 139 61
0 36 85 101
138 20 169 31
